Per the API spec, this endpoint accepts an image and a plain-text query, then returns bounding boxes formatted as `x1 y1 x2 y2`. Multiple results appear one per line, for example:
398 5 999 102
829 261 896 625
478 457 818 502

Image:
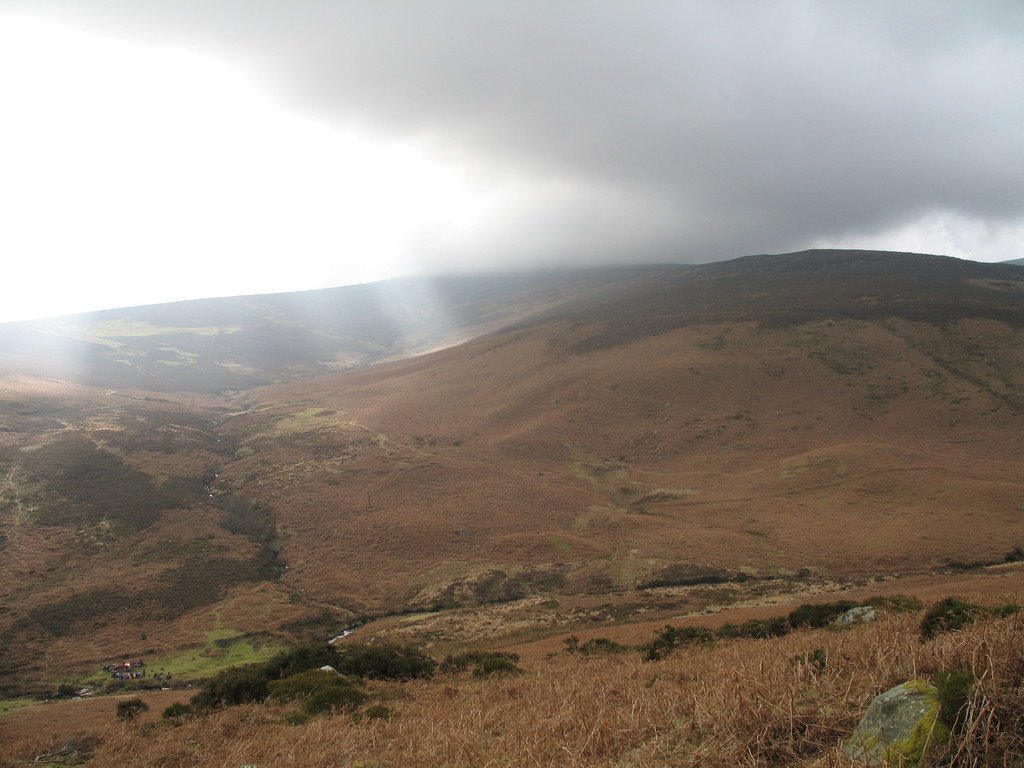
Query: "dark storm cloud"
11 0 1024 264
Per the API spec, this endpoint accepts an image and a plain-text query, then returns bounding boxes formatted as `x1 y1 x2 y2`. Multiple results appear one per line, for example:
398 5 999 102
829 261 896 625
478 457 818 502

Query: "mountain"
0 268 660 393
1002 257 1024 266
2 249 1023 684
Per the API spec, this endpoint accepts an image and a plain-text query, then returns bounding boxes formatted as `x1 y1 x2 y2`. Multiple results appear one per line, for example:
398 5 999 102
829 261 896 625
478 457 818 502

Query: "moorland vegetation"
5 596 1021 767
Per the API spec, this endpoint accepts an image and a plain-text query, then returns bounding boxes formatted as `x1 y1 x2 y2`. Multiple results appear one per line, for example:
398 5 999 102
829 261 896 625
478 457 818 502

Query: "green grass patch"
0 697 39 717
54 320 241 347
274 408 336 433
146 632 283 681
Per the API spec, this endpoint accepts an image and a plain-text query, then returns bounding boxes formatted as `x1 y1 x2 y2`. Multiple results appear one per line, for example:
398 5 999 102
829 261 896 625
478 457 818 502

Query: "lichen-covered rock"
843 680 949 765
837 605 876 625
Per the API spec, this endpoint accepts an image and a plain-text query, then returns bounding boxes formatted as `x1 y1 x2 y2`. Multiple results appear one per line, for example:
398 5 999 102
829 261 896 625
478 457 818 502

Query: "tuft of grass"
935 669 975 733
115 697 149 721
361 704 393 721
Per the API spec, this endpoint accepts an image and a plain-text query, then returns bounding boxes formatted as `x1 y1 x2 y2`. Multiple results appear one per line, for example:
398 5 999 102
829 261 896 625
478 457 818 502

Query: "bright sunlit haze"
2 3 1023 322
0 18 511 322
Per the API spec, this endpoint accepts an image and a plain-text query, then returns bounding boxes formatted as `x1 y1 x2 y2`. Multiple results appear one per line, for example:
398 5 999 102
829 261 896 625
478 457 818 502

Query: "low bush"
472 656 521 678
920 598 986 639
441 650 520 674
263 643 339 680
303 684 366 715
578 638 628 655
362 704 393 721
190 664 271 710
162 702 194 720
935 670 975 733
51 683 78 700
787 600 858 629
115 697 149 721
269 669 361 702
334 643 436 680
717 618 789 640
644 625 716 660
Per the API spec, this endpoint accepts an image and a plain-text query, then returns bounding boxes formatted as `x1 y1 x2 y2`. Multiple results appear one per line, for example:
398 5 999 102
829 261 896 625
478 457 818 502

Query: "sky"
1 1 1023 322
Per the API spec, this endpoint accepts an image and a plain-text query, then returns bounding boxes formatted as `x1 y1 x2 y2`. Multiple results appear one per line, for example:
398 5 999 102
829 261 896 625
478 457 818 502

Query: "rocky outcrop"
837 605 876 625
844 680 949 765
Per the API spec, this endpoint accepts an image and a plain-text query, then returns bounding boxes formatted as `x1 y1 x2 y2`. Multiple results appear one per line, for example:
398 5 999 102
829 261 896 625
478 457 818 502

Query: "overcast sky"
1 1 1022 322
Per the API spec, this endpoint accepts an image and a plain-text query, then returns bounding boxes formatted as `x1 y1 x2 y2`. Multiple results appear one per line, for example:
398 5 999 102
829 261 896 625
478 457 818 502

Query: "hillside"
2 249 1024 688
215 251 1024 610
0 268 657 393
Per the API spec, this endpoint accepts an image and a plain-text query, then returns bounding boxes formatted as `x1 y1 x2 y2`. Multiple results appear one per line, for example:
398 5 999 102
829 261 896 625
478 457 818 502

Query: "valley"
1 250 1023 764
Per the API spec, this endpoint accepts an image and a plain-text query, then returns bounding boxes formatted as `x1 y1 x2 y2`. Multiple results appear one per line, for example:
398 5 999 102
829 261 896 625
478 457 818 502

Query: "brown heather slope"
2 249 1023 686
218 251 1024 616
0 377 307 684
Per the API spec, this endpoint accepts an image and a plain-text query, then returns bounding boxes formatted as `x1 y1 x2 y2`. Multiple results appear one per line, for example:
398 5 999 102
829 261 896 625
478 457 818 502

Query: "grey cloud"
11 0 1024 264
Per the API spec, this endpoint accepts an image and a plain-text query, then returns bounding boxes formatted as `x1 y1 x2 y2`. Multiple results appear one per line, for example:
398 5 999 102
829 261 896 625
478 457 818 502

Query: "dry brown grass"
225 318 1024 617
28 607 1020 768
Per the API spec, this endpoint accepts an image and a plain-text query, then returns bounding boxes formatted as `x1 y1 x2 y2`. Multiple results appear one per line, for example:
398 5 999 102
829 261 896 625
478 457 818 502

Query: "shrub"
920 598 986 639
269 669 360 702
363 704 393 721
190 663 271 710
935 670 975 732
303 684 366 715
993 603 1022 618
334 643 436 680
441 651 520 674
717 618 789 640
578 638 627 655
472 656 521 678
644 625 715 660
263 643 339 680
115 697 149 721
162 702 194 720
787 600 858 629
52 683 78 700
